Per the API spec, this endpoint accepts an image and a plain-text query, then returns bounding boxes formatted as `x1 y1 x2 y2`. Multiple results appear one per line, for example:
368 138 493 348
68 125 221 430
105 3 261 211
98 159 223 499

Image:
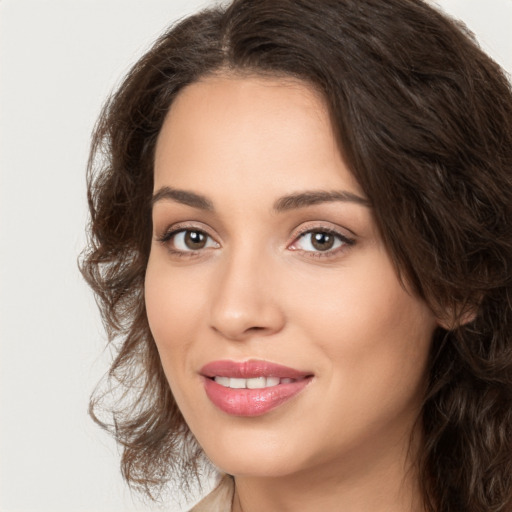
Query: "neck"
231 428 424 512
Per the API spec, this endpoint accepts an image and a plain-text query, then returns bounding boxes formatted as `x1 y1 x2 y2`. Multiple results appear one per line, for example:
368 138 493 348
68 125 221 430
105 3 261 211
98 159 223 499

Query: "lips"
200 359 313 416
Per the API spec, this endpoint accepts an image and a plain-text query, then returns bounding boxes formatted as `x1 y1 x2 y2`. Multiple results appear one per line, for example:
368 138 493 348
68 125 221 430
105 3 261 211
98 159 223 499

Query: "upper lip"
200 359 312 379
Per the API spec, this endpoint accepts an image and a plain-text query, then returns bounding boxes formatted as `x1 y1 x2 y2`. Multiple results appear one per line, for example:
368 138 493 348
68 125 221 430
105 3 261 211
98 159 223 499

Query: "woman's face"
146 75 438 479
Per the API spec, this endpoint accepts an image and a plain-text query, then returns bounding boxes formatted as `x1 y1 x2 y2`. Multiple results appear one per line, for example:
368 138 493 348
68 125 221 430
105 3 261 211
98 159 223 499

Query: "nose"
208 250 286 341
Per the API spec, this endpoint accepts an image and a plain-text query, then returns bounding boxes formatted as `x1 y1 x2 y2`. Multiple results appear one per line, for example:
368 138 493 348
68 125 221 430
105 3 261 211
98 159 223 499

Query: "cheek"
287 247 435 391
144 256 205 369
144 257 209 420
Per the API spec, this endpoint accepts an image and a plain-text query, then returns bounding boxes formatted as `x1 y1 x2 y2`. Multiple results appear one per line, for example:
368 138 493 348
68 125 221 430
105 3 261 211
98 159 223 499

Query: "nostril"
209 293 286 341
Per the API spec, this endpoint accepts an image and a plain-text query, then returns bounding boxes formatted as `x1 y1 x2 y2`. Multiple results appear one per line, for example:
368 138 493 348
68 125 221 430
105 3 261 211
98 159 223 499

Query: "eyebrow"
151 186 371 211
273 190 371 211
151 186 214 210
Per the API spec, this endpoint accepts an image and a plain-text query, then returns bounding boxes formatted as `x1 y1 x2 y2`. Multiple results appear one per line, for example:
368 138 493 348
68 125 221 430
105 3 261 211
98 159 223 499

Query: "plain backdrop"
1 1 511 511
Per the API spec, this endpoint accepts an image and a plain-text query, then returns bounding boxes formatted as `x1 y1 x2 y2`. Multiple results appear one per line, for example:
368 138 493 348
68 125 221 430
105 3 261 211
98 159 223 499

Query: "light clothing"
189 474 234 512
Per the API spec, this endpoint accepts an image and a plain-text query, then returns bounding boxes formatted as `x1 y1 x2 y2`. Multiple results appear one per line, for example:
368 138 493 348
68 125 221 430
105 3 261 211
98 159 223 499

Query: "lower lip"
203 377 312 417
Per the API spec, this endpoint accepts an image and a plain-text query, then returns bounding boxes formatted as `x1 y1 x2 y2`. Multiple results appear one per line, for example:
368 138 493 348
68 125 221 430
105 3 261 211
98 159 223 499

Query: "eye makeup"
155 220 356 261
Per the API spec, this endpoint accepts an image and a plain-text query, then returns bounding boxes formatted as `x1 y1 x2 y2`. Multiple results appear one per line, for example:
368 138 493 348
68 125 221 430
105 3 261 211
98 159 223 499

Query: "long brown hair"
81 0 512 509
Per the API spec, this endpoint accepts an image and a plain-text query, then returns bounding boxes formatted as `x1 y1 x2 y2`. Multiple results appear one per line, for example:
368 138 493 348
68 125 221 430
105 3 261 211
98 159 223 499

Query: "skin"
145 74 439 512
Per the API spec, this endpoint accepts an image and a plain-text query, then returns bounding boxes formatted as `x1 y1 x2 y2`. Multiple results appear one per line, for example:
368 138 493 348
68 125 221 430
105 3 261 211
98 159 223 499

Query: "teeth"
229 378 246 389
266 376 280 387
215 376 230 387
247 377 266 389
213 376 298 389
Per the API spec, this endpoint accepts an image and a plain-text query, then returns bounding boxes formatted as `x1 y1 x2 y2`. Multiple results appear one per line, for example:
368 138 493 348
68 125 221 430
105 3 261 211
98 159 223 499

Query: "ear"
436 301 478 331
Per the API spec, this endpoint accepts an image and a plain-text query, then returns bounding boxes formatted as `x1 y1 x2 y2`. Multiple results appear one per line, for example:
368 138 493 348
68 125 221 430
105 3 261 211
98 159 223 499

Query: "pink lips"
201 360 313 417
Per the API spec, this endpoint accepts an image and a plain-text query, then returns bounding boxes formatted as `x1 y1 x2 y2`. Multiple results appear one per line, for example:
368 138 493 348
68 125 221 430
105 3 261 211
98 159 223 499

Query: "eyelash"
156 225 355 259
289 227 355 258
156 225 218 257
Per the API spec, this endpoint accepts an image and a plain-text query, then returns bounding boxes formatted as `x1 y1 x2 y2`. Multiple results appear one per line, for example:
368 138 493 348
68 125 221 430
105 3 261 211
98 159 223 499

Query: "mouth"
200 359 314 417
211 375 303 389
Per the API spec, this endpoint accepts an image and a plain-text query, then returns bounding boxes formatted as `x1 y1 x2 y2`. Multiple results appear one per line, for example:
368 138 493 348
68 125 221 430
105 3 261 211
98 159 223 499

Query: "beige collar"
189 474 234 512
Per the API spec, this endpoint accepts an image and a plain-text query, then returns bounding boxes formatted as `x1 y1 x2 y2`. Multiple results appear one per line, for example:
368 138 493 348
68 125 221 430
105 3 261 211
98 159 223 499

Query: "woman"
81 0 512 510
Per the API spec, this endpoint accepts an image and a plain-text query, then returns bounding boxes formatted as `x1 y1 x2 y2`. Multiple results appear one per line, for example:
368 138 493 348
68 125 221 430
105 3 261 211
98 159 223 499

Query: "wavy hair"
80 0 512 509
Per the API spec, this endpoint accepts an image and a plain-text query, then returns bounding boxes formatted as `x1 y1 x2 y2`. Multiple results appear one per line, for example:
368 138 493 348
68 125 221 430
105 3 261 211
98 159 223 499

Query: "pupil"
312 232 334 251
185 231 206 249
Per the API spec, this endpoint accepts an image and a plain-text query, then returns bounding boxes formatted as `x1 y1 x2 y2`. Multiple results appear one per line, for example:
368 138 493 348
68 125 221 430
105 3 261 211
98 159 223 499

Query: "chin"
209 452 301 479
197 424 309 478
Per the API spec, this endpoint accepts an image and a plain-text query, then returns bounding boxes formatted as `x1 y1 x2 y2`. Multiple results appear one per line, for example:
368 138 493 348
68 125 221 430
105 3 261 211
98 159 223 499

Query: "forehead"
153 74 363 199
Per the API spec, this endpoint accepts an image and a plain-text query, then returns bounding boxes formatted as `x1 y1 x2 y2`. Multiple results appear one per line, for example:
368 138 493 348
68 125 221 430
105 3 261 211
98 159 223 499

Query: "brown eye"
310 231 335 251
184 230 207 249
164 229 219 252
290 229 353 255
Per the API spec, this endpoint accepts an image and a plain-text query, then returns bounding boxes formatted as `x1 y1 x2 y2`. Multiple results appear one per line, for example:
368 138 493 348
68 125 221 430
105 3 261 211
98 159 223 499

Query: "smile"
213 376 299 389
200 360 313 416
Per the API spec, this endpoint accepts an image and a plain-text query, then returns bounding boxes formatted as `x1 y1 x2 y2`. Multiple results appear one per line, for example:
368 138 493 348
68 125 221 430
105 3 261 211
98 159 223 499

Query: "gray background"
1 1 511 511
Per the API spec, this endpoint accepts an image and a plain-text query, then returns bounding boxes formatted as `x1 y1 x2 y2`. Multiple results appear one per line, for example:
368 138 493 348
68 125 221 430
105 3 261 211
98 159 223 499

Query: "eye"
160 228 219 252
289 229 354 254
